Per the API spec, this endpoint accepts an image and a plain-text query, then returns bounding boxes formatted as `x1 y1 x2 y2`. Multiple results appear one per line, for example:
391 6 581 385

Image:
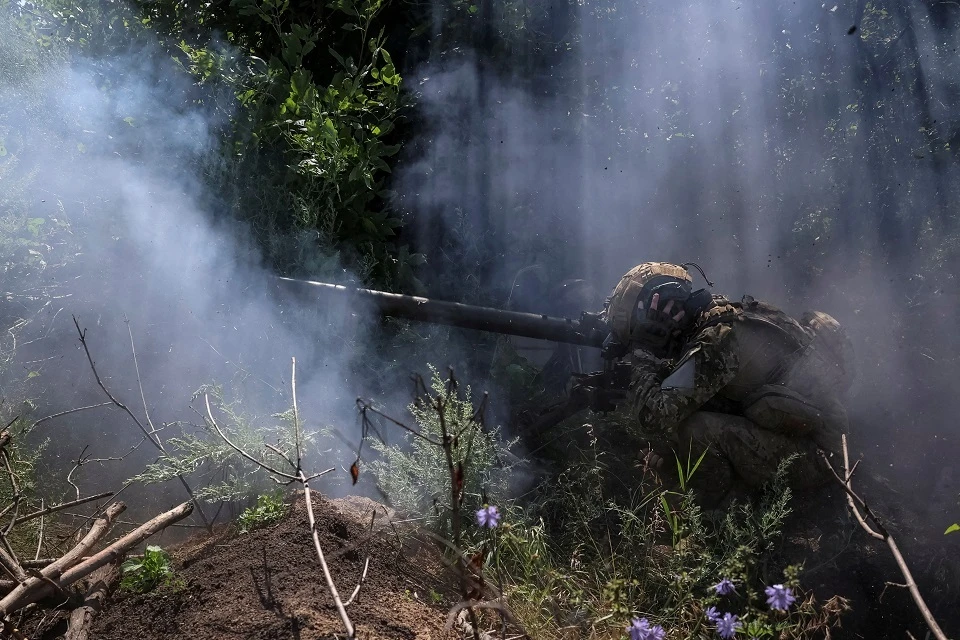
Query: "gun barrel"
276 277 605 348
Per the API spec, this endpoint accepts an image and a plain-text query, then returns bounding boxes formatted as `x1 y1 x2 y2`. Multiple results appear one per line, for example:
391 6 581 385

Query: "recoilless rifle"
274 277 634 425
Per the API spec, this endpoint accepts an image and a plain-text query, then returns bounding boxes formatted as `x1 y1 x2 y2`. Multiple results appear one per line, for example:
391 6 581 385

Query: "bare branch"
263 443 297 471
125 318 159 435
301 480 355 637
356 400 442 446
11 492 113 528
291 357 302 470
72 317 210 529
820 436 949 640
20 403 113 437
204 395 297 481
72 316 160 450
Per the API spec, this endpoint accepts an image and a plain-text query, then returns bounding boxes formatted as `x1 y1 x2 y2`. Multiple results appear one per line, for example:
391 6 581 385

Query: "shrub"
366 365 519 543
237 490 287 533
120 545 175 594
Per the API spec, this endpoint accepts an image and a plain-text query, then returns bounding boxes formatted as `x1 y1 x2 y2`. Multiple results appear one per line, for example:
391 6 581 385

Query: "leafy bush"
120 545 175 594
130 385 327 504
237 490 288 533
366 365 519 541
486 452 848 639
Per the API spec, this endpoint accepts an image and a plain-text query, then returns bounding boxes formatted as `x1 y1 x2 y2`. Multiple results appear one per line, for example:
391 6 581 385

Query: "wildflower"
475 504 500 528
764 584 797 611
627 617 666 640
704 606 721 622
715 612 742 639
714 578 736 596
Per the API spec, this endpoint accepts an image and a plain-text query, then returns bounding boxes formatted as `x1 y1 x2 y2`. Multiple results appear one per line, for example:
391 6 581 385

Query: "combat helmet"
604 262 712 356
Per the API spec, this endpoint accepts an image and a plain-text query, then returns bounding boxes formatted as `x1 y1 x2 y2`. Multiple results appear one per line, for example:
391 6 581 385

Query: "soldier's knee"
677 411 752 449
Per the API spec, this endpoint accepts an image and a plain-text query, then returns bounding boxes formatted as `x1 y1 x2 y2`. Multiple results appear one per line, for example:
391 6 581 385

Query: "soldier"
602 262 855 504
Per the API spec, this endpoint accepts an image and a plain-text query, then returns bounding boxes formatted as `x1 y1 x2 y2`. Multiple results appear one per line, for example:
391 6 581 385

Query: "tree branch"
11 492 114 528
819 436 949 640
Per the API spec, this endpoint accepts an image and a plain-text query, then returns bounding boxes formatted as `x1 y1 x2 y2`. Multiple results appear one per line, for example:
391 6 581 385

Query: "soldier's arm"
630 323 740 435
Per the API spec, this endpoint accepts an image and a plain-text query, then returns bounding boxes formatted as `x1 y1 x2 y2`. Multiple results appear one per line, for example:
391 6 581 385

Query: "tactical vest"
695 295 843 436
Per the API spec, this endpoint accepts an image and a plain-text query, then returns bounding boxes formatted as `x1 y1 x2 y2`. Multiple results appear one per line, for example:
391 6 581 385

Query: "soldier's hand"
641 291 687 325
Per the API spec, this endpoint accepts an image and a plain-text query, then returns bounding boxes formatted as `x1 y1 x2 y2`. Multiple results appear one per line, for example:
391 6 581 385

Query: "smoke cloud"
0 13 372 504
396 0 960 523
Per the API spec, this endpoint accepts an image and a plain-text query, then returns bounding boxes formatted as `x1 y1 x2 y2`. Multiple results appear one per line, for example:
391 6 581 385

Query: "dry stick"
342 510 376 607
59 513 205 530
33 500 43 562
301 476 355 637
0 503 125 616
205 358 355 638
819 437 950 640
1 501 192 615
287 357 356 637
2 447 23 537
73 317 211 530
291 357 302 470
57 482 134 556
0 449 26 582
11 492 114 528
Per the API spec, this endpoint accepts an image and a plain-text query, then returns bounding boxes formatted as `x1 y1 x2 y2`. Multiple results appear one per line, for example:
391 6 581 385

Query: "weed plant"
367 365 519 544
120 545 176 594
237 490 288 533
368 371 850 640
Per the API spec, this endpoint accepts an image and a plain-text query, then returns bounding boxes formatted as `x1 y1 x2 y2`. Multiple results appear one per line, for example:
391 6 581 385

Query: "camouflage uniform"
607 265 853 503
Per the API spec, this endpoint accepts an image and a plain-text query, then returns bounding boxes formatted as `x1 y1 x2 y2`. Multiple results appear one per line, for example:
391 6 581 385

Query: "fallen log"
64 557 123 640
0 503 125 616
0 501 192 616
58 501 193 590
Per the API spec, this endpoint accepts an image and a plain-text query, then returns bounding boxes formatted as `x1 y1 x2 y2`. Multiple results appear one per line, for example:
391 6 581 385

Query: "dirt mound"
92 492 458 640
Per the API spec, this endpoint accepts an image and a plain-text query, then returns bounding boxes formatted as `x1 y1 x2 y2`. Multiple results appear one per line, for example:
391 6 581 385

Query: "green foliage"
120 545 175 594
237 490 288 533
172 0 419 288
367 365 518 540
12 0 419 289
130 385 321 503
946 523 959 535
488 454 846 639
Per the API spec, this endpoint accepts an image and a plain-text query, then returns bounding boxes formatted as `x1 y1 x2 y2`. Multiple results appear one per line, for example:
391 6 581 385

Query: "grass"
366 367 851 640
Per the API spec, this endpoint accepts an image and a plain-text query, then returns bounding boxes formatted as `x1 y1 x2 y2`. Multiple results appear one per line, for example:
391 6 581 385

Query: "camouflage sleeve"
630 323 739 436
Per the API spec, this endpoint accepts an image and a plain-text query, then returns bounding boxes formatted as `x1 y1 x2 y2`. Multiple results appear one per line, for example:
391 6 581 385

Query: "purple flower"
627 617 666 640
716 612 742 639
475 504 500 528
714 578 736 596
764 584 797 611
704 606 721 623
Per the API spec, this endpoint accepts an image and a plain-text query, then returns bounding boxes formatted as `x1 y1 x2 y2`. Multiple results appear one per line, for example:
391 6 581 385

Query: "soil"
89 493 459 640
